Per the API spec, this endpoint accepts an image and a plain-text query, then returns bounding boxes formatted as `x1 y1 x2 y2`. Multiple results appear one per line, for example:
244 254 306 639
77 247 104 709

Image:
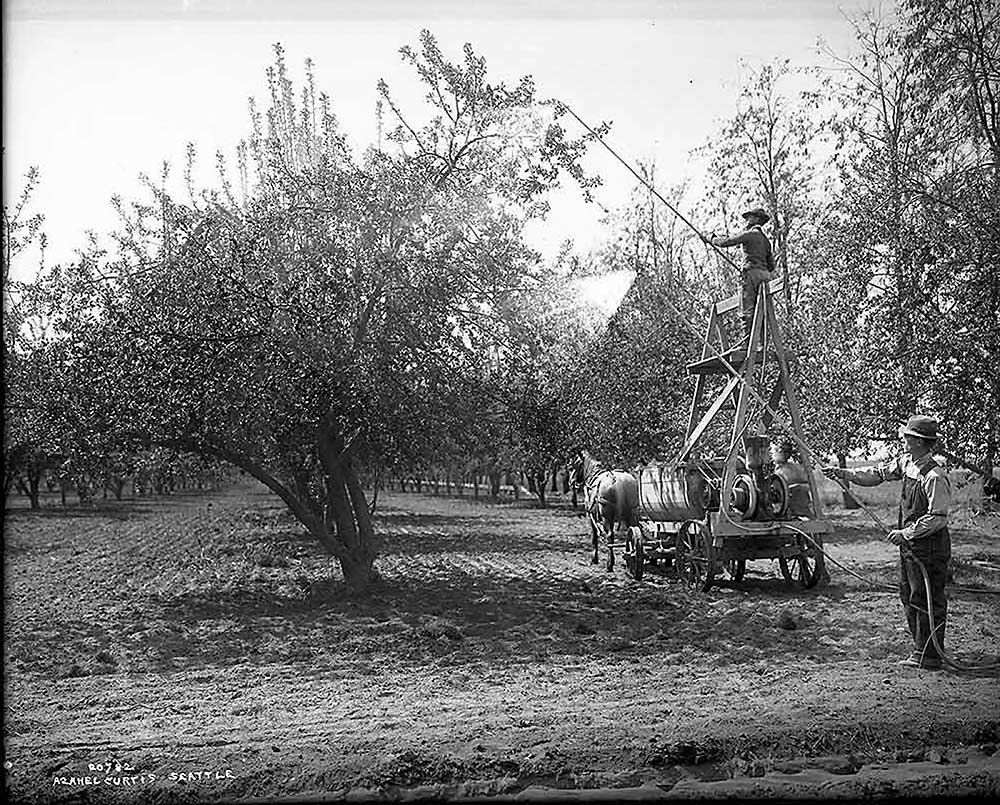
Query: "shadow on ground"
7 487 996 680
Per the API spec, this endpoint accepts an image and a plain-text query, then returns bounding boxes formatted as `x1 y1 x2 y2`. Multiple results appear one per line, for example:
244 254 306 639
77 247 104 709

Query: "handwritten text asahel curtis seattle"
53 769 236 786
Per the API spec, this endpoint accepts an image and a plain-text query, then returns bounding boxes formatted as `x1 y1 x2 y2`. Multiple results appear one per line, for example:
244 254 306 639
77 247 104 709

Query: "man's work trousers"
899 529 950 662
741 269 773 338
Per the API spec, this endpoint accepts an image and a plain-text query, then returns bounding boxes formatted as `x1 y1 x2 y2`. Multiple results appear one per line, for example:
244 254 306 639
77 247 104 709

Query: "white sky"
3 0 865 278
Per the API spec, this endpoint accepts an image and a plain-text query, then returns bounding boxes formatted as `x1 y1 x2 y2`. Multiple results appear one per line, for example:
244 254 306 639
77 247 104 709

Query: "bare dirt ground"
4 483 1000 803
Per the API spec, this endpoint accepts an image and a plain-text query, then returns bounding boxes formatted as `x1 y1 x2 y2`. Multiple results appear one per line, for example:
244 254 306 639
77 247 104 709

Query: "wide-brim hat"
899 415 939 442
742 207 770 224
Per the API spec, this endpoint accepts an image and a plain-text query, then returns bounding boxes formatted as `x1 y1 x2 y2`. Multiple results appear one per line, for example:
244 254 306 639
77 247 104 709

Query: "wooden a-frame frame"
673 278 830 537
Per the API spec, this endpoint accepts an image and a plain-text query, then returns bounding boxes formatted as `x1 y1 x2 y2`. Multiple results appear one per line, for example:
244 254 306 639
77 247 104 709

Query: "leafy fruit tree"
899 0 1000 478
573 199 703 468
798 1 1000 490
50 34 597 590
500 270 592 505
3 168 53 509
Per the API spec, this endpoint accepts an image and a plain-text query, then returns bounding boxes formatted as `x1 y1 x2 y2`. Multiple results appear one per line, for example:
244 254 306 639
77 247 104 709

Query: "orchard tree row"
4 1 998 591
5 34 606 589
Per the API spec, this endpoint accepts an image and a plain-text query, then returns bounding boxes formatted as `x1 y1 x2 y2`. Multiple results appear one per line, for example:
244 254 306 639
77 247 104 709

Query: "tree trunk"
27 469 41 510
2 471 15 513
535 472 547 507
77 475 95 505
837 452 859 509
316 422 379 592
170 431 378 594
489 472 501 497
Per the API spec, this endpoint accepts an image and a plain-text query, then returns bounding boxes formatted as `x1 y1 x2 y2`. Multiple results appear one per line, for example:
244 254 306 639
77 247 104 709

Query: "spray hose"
789 479 999 674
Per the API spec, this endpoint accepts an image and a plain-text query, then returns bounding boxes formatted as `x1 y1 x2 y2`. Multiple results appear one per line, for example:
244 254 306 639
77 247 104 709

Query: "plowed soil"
4 483 999 803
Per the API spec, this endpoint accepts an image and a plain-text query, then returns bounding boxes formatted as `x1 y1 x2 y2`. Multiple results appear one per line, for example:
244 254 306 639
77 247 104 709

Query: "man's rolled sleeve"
849 456 903 486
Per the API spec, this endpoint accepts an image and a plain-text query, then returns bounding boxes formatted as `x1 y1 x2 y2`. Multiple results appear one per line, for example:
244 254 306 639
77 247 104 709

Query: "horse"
570 449 640 571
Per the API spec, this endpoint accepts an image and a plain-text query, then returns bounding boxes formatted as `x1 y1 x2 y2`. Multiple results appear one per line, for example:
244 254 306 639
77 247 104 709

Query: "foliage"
19 34 601 588
899 0 1000 472
803 1 1000 478
9 6 999 547
574 177 707 467
501 271 591 501
3 169 52 506
696 61 827 315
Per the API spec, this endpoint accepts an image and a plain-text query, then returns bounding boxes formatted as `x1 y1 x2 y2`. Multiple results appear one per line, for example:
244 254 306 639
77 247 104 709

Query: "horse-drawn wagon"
617 279 831 591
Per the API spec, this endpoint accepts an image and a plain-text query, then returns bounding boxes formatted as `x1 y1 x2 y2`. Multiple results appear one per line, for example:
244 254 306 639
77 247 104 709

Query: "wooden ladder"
671 278 827 527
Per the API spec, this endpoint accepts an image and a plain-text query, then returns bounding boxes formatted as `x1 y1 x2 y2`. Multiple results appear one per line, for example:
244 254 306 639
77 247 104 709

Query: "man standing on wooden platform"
709 207 776 341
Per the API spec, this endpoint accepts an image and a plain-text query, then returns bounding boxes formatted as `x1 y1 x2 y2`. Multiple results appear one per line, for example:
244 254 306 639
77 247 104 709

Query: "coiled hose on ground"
789 479 1000 675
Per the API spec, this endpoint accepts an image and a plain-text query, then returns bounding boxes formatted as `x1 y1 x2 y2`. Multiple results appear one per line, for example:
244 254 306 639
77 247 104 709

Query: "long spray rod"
548 99 743 273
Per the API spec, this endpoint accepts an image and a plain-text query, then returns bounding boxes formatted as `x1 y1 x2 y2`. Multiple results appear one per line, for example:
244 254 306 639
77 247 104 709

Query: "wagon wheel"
804 535 827 589
677 520 715 592
779 534 825 589
624 526 645 581
725 558 746 582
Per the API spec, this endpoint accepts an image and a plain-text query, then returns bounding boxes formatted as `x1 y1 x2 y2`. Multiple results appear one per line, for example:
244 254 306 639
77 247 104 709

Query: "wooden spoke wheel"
725 558 746 582
779 534 825 589
624 526 645 581
677 520 716 592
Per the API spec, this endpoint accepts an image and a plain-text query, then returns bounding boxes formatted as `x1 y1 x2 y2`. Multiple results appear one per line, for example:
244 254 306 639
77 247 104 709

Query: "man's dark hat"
742 207 770 224
899 415 939 442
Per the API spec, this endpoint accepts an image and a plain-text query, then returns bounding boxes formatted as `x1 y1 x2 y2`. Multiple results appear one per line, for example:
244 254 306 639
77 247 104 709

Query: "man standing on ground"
822 415 952 670
709 207 776 341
